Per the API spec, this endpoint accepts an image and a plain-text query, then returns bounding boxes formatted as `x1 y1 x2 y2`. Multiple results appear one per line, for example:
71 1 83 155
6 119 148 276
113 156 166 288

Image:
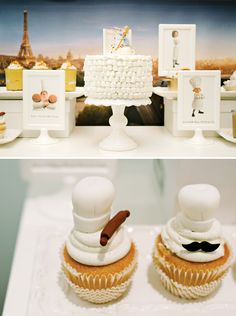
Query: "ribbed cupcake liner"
62 270 132 303
155 265 222 299
60 244 137 303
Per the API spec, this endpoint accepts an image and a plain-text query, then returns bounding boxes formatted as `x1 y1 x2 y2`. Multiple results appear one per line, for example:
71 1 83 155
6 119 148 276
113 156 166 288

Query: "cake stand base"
31 128 59 145
185 128 214 146
99 105 137 151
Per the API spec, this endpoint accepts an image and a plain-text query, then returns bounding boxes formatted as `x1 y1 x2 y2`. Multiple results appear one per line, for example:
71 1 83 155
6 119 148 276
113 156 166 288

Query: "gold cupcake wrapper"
5 69 23 91
0 124 6 132
64 69 77 92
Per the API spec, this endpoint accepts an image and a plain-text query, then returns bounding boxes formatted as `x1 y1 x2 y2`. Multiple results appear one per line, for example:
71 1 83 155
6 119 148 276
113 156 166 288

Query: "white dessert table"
153 87 236 100
2 186 236 316
0 86 85 100
0 126 236 158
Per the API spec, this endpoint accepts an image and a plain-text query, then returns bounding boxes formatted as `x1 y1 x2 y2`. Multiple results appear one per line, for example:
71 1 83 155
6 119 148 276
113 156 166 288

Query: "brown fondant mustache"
182 241 220 252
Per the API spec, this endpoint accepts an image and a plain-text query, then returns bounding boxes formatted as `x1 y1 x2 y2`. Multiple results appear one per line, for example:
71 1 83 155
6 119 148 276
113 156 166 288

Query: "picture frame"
158 24 196 76
103 27 132 55
23 70 65 131
177 70 221 131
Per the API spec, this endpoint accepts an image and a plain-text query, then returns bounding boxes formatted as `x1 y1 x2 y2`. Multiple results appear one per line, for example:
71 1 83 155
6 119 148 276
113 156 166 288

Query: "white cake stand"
85 98 151 151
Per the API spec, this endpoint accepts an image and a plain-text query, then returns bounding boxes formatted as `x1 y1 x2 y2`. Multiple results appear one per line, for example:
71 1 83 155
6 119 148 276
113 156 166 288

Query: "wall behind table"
0 160 27 315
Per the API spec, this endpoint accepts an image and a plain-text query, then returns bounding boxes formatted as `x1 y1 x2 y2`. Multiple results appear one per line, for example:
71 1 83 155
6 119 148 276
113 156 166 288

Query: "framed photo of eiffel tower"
23 70 65 132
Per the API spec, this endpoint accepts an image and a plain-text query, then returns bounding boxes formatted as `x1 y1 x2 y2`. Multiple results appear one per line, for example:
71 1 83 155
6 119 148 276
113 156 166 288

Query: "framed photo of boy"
23 70 65 131
158 24 196 76
177 70 221 131
103 27 132 55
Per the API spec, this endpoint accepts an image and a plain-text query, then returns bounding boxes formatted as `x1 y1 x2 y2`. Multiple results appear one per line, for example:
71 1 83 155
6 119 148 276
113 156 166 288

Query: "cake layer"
84 55 153 100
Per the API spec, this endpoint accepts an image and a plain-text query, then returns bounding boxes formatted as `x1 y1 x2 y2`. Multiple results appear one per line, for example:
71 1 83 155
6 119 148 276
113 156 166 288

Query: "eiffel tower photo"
18 10 35 64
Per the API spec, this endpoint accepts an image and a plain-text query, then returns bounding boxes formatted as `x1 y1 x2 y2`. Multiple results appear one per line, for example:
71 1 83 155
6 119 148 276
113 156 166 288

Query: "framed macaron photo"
103 26 132 55
23 70 65 131
177 70 221 131
158 24 196 76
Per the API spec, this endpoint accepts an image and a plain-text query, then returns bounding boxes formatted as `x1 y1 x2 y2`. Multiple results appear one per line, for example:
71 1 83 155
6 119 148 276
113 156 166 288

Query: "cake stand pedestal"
85 98 151 152
100 105 137 151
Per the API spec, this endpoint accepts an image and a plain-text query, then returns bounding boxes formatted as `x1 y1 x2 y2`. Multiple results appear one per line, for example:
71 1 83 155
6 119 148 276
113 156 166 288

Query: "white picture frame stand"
32 128 59 145
177 70 221 146
158 24 196 77
23 70 65 145
187 128 213 145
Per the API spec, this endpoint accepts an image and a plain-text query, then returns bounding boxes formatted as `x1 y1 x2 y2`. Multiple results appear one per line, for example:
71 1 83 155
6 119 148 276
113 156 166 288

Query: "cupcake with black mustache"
153 184 232 299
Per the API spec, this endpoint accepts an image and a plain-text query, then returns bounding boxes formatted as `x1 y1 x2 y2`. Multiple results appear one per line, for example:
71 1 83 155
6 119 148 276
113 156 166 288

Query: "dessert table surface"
2 186 236 316
153 87 236 100
0 126 236 158
0 86 85 100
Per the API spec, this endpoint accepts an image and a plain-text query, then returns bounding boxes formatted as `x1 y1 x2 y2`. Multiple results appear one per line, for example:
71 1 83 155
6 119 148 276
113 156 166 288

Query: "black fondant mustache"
182 241 220 252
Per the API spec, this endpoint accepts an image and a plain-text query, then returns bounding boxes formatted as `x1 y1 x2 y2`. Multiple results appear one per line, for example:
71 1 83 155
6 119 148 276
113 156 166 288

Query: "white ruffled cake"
84 46 153 106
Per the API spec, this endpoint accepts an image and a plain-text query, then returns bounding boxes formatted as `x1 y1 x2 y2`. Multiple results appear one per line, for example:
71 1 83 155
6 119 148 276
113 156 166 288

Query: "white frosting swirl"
7 61 23 69
66 226 131 266
161 213 224 262
60 62 76 70
224 71 236 87
33 61 49 70
0 114 5 124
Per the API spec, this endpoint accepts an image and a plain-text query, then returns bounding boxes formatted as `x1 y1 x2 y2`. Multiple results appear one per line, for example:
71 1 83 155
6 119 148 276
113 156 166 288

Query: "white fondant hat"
72 176 115 233
178 184 220 222
189 76 202 88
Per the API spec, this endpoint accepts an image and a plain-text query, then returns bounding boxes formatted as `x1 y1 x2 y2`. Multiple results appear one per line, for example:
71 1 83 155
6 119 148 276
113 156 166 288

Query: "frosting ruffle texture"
84 55 153 101
161 213 225 262
66 226 132 266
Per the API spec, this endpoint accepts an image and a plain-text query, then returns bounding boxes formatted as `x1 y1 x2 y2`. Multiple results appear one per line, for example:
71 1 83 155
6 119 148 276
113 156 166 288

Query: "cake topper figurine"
112 25 131 52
